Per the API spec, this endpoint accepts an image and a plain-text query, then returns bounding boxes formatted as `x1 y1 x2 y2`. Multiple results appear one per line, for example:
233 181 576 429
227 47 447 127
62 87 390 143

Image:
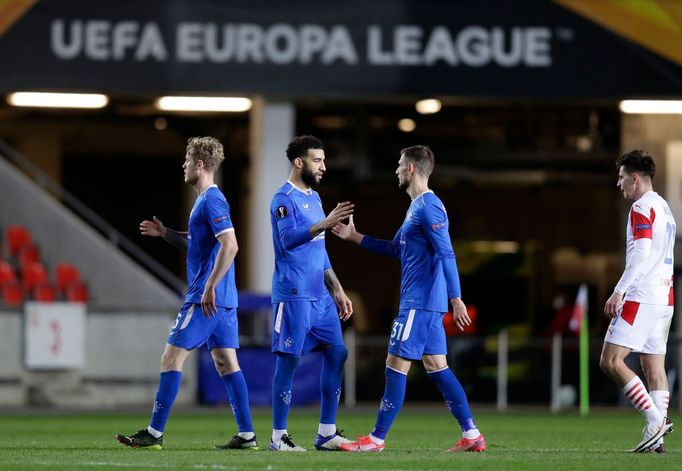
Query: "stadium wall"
0 311 196 408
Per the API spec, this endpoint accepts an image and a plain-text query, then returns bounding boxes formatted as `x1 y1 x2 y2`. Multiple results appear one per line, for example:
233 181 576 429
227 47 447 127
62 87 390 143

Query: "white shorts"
604 301 673 354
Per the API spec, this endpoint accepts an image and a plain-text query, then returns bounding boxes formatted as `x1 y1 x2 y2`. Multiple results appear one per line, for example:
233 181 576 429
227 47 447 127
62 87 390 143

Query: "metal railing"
343 328 682 411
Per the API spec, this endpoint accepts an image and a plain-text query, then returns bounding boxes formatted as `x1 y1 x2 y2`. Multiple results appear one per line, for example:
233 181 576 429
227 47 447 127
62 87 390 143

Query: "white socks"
622 376 663 425
318 423 336 437
650 389 670 418
147 426 163 438
272 429 287 442
463 428 481 440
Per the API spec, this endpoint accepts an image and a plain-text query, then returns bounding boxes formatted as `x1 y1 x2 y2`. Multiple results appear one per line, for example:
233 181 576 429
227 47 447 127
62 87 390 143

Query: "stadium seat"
18 244 40 272
55 262 81 294
21 261 49 293
2 281 23 306
33 283 56 302
7 225 32 258
0 261 17 286
66 282 88 303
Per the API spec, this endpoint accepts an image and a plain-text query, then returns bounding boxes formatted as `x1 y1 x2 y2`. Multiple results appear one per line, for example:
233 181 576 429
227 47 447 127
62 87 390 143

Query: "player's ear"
294 157 303 169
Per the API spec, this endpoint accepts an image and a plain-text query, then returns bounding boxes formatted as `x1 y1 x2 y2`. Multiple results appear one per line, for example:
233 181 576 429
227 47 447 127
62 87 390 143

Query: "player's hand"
331 215 363 244
140 216 166 238
200 286 217 318
334 290 353 321
323 202 354 230
603 292 622 319
451 298 471 331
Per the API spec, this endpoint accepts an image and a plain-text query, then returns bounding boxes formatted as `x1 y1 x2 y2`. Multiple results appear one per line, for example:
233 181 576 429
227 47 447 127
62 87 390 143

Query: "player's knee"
211 350 240 376
276 352 301 371
213 358 237 376
325 345 348 365
160 351 183 372
599 354 617 376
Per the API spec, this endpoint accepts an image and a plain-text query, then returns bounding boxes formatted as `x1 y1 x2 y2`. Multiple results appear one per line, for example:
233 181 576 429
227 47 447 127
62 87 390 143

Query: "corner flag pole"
573 284 589 417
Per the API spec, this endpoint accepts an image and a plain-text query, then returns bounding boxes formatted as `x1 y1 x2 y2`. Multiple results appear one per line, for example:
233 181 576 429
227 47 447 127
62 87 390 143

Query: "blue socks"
371 367 407 440
149 371 182 434
320 345 348 425
272 353 300 429
222 370 254 433
428 367 476 431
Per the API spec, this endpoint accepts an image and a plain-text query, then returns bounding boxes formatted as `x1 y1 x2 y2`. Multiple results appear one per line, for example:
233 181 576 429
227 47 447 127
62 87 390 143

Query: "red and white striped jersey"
615 191 675 305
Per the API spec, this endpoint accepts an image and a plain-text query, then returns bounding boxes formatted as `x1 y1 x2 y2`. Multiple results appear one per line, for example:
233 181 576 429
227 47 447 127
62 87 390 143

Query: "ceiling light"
398 118 416 132
155 96 251 112
619 100 682 114
7 92 108 109
415 98 442 115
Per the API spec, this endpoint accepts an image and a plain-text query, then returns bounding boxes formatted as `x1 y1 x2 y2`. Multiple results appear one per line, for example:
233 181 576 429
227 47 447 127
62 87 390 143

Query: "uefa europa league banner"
0 0 681 97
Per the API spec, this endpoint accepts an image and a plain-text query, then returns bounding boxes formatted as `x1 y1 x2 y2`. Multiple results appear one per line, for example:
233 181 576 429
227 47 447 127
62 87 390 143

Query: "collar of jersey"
287 180 313 195
411 189 434 201
199 184 218 197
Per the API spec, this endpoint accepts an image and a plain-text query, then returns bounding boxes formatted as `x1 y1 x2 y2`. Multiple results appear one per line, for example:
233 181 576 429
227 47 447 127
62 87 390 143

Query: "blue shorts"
271 297 344 355
387 309 447 360
167 302 239 351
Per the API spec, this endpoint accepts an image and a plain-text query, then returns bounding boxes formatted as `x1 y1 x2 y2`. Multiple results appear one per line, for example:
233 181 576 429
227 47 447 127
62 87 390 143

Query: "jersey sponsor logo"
431 221 447 231
302 203 309 209
275 206 288 219
213 215 229 224
634 223 651 231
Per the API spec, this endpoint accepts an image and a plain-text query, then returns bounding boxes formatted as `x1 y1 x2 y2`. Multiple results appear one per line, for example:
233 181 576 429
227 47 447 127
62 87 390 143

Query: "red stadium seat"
21 261 49 292
18 244 40 272
66 282 88 303
0 261 17 286
55 262 81 294
7 225 32 258
2 281 23 306
32 283 56 302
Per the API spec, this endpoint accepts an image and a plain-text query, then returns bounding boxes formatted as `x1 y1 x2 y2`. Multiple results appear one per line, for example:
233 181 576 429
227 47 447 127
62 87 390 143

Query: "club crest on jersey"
405 210 414 221
275 206 288 219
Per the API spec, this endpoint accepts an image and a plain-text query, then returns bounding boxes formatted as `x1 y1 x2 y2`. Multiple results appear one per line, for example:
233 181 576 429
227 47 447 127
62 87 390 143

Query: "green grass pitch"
0 408 679 470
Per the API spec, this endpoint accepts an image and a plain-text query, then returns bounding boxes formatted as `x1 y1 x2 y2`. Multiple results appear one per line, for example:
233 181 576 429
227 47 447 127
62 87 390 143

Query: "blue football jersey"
361 191 460 312
270 181 331 302
185 185 238 308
